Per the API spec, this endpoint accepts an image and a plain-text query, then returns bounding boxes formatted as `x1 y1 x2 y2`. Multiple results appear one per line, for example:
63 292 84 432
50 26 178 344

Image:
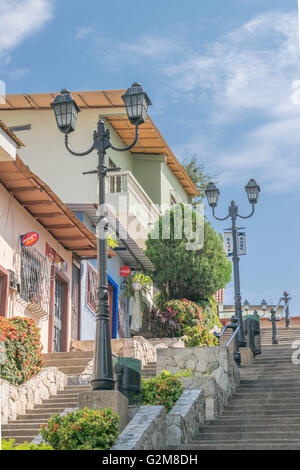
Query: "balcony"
105 171 160 249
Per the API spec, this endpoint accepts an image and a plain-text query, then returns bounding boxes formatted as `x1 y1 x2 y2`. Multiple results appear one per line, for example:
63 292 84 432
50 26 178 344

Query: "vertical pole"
271 308 278 344
91 120 115 391
231 205 246 347
284 291 291 328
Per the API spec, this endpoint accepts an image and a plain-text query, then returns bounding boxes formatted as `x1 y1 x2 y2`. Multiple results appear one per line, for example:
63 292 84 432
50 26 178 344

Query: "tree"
181 155 216 200
145 204 231 304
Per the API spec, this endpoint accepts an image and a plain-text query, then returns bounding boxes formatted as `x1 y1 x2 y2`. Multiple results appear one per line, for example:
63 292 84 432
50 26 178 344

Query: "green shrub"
142 371 183 412
1 439 53 450
161 298 219 347
183 325 218 347
40 407 119 450
0 317 44 385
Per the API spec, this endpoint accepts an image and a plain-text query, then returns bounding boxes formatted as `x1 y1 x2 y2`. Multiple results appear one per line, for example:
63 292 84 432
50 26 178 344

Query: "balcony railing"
105 171 160 235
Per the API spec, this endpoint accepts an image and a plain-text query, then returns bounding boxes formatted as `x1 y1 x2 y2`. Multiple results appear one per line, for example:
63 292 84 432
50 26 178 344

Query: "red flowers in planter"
0 316 44 386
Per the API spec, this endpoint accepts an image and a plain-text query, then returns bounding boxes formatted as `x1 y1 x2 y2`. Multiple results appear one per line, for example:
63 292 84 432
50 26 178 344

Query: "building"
0 120 114 352
0 90 198 342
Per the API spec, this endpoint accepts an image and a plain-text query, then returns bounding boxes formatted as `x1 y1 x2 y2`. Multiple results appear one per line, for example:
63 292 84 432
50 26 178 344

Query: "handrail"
226 325 240 348
214 316 241 364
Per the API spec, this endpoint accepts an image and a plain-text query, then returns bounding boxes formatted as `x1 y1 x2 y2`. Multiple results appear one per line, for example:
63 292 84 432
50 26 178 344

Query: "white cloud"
167 11 300 193
0 0 53 56
75 25 96 40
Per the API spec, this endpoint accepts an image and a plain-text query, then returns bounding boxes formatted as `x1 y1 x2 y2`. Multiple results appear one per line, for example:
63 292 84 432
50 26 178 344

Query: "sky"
0 0 300 315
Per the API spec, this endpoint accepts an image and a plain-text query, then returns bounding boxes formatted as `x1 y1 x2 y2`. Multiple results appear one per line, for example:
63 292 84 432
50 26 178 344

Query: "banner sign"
224 232 246 256
237 232 246 256
45 243 68 273
224 232 233 256
20 232 39 247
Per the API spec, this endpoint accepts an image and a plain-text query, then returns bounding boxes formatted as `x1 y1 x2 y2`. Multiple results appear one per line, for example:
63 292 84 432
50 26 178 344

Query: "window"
20 246 50 313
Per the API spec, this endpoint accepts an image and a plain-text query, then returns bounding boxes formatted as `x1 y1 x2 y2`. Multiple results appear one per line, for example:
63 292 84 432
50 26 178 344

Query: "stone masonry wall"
111 406 166 450
1 367 66 424
157 346 240 401
166 389 205 446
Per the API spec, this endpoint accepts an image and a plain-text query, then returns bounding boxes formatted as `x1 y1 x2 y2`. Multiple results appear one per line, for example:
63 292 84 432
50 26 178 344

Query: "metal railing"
214 316 241 365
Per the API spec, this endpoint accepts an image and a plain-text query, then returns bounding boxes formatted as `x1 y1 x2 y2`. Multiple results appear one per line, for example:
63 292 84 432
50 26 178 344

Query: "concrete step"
211 416 300 425
43 351 94 360
2 422 45 430
173 442 300 450
2 429 42 437
195 431 300 441
44 358 90 367
34 401 77 409
200 424 300 433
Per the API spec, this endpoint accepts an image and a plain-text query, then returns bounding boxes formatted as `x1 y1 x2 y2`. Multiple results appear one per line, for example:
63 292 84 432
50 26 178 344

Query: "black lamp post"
205 180 260 347
51 83 151 390
282 291 291 328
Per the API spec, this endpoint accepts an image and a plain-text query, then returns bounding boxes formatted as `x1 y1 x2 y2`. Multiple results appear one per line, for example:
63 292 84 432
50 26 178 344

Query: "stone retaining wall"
157 346 240 401
180 376 224 420
166 389 205 446
0 367 66 424
111 406 166 450
71 336 184 367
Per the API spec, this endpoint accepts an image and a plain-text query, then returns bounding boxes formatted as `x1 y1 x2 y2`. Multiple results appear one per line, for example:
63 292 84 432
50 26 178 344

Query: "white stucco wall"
0 184 73 352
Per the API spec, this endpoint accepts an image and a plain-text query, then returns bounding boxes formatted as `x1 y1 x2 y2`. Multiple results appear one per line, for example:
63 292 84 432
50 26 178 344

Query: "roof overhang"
0 156 115 259
0 90 199 197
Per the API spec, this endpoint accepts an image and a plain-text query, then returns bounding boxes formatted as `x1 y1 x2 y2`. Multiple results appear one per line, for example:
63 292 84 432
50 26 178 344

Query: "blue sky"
1 0 300 315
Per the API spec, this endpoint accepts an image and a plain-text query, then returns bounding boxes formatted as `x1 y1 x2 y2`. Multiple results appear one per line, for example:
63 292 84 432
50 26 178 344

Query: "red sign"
120 266 131 277
20 232 39 247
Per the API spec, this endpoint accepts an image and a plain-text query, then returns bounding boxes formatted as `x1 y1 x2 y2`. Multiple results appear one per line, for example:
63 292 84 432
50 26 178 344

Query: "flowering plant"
40 407 120 450
161 299 218 347
0 317 44 385
142 371 183 412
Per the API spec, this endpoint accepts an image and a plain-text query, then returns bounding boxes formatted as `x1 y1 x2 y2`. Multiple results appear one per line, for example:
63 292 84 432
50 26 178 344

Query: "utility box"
244 313 261 356
114 357 142 405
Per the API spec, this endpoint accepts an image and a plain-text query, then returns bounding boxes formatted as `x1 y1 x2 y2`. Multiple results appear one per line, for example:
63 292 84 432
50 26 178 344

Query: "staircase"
1 353 157 445
1 385 90 444
176 328 300 450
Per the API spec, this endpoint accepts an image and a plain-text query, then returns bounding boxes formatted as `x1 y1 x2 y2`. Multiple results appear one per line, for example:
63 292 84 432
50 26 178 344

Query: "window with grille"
20 246 50 313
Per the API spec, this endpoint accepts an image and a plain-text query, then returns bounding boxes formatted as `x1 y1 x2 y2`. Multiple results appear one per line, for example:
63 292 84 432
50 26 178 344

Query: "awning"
0 156 115 259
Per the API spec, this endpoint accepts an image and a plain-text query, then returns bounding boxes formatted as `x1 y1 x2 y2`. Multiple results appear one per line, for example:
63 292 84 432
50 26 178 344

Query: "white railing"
106 171 160 224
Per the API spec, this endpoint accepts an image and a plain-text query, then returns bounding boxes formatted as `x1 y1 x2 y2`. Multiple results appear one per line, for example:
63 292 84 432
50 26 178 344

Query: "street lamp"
205 179 260 347
261 298 267 317
243 299 250 313
51 83 151 390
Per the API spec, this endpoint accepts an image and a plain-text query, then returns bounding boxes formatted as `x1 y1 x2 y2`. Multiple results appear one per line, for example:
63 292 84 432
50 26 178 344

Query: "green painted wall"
132 154 163 206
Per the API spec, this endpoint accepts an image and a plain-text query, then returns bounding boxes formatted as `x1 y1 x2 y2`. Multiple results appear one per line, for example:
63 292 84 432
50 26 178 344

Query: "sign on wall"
120 266 131 277
20 231 39 247
45 243 68 273
224 231 246 256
